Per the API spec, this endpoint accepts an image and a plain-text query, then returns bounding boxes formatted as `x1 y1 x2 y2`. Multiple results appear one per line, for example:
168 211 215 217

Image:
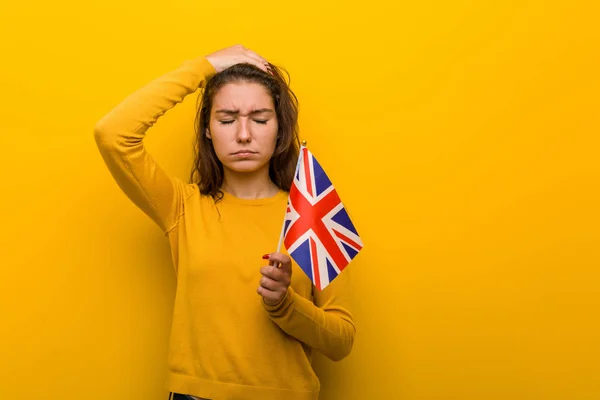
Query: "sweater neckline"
221 189 288 206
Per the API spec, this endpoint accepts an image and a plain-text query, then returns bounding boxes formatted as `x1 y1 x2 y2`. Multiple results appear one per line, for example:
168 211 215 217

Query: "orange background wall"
1 1 598 399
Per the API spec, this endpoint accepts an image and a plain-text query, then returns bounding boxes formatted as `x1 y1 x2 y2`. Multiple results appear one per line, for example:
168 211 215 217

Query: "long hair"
190 62 300 202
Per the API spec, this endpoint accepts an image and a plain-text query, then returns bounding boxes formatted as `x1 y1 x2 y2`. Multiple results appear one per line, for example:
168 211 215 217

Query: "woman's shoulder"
182 183 224 204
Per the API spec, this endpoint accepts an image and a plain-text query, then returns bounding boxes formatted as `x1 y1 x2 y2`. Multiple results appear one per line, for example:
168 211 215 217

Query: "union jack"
282 145 363 290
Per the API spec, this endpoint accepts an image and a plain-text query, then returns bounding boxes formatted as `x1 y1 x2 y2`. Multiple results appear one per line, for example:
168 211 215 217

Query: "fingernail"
262 254 270 260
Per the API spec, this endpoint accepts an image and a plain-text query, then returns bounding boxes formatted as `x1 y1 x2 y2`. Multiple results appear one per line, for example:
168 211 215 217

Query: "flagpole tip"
301 140 307 146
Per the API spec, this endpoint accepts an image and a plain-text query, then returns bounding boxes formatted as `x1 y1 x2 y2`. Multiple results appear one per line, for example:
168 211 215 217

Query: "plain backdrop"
1 1 599 399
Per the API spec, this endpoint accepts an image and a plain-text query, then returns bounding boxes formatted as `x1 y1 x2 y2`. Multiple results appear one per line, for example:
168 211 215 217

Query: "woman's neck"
221 166 280 199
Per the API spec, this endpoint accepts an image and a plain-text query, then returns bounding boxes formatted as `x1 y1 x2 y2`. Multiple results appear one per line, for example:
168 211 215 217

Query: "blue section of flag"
342 242 359 259
290 239 313 283
331 207 358 235
326 259 337 281
311 156 332 196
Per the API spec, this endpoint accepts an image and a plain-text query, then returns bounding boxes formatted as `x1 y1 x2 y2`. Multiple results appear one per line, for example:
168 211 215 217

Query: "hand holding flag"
257 252 293 306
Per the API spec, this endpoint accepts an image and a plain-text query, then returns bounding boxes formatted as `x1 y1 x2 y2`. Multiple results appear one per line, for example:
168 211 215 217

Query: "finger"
263 254 276 268
266 252 292 273
244 48 269 65
263 253 279 268
259 276 281 291
257 285 283 303
243 50 270 72
260 265 288 282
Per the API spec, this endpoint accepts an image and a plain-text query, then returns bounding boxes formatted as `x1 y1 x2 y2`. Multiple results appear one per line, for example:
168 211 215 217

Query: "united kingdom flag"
283 145 363 290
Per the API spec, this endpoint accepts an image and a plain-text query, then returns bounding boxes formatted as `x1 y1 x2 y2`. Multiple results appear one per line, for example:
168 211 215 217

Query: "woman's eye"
220 120 235 125
254 120 268 124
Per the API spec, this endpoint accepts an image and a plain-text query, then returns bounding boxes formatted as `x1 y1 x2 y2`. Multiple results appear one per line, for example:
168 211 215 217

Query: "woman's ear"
205 128 212 140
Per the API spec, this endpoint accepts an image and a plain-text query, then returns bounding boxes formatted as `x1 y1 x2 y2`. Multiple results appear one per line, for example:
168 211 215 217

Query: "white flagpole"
275 141 306 260
276 219 286 254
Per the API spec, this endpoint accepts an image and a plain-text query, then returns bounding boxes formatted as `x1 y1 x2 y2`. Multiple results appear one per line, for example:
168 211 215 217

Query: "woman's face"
207 82 278 174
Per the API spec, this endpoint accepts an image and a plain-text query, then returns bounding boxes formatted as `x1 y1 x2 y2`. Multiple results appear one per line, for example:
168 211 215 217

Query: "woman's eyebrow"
215 108 274 115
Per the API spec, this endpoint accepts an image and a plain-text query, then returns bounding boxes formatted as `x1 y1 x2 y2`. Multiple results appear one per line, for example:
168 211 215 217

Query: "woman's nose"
236 119 252 142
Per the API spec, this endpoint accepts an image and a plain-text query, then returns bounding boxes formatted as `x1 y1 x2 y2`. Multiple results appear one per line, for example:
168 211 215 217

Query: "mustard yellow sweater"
93 56 355 400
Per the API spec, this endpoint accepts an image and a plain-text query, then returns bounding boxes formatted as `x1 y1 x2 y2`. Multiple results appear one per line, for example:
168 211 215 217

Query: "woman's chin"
224 160 266 173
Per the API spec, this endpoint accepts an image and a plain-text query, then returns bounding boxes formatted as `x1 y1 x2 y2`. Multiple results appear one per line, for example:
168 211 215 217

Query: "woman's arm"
93 45 270 234
93 56 216 234
262 267 356 361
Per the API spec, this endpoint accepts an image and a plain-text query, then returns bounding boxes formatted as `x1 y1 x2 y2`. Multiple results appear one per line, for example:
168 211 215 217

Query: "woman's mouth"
232 150 257 157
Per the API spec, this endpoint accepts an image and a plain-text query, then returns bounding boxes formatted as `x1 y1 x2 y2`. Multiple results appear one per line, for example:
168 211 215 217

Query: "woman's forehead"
213 82 272 105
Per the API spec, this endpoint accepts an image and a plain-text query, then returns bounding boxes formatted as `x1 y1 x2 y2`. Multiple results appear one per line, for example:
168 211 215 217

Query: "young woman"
94 44 355 400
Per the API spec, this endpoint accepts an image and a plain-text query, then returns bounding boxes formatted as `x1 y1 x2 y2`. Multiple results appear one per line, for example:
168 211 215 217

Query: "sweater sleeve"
93 56 216 234
262 268 356 361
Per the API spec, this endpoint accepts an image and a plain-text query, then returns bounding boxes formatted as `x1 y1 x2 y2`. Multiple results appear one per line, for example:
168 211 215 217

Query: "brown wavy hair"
190 62 300 202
